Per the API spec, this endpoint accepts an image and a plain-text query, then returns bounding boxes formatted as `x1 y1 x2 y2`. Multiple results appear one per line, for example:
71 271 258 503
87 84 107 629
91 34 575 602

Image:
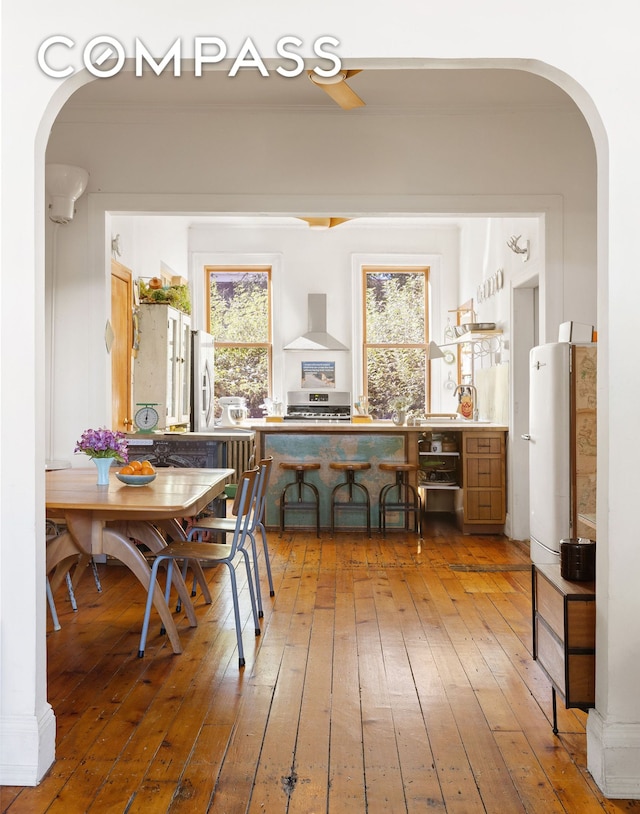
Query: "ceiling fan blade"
319 80 365 110
299 217 332 229
307 70 365 110
297 217 351 229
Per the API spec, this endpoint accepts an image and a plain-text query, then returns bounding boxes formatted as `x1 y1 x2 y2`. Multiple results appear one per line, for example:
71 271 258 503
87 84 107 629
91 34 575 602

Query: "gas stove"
284 390 351 422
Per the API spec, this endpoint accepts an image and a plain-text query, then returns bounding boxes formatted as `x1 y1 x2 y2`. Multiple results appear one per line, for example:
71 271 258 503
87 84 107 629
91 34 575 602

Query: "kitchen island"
249 420 508 534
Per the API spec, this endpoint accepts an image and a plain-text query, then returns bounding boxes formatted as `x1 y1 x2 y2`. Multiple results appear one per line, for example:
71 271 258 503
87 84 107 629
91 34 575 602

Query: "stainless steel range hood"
283 293 348 351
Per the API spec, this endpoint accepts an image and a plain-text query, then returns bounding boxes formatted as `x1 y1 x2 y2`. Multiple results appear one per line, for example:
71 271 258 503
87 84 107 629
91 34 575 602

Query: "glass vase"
92 457 113 485
391 410 406 426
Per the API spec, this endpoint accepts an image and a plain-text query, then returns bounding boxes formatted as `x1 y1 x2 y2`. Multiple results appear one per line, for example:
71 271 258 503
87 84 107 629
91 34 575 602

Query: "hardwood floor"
3 516 639 813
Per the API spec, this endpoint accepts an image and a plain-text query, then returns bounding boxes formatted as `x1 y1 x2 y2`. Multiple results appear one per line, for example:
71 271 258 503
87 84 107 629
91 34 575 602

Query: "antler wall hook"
506 235 530 262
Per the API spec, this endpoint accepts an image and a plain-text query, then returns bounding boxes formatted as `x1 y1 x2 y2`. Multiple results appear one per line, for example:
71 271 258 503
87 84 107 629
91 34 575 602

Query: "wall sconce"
427 340 445 360
506 234 530 262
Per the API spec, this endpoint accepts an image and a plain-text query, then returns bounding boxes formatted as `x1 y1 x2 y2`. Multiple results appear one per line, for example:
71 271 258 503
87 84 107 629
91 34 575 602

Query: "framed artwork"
301 361 336 388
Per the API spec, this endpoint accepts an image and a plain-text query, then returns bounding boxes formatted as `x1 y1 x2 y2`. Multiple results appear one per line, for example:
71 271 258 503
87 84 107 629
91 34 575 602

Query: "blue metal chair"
137 467 261 667
186 457 275 616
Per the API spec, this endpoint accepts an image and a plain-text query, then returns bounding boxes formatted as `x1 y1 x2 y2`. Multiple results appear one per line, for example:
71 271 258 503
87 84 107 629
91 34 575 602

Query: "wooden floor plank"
248 541 320 811
5 521 633 814
494 730 569 814
327 566 368 813
355 582 408 812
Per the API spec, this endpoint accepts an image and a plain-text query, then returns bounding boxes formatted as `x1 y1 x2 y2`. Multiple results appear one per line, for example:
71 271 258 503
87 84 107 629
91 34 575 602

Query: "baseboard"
587 709 640 799
0 705 56 786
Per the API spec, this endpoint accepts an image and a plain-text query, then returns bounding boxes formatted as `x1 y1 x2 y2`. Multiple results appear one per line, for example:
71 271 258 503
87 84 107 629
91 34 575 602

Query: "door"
165 308 191 425
192 330 216 431
110 260 133 432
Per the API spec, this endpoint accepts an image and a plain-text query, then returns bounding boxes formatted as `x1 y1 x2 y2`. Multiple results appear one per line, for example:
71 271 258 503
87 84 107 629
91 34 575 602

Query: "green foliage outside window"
365 271 428 418
209 271 270 417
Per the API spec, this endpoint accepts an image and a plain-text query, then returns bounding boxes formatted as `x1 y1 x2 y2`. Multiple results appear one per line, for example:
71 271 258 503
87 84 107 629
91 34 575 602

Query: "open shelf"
441 329 503 346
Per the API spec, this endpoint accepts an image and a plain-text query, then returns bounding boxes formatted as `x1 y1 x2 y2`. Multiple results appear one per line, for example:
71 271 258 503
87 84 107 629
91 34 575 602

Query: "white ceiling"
64 66 576 228
64 67 576 115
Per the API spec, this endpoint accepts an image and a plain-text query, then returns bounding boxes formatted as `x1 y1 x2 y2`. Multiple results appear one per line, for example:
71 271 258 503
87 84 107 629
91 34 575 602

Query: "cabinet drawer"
535 573 564 639
465 457 503 488
535 572 596 648
535 617 565 692
535 618 595 706
567 599 596 649
464 489 505 522
566 653 596 706
464 434 503 455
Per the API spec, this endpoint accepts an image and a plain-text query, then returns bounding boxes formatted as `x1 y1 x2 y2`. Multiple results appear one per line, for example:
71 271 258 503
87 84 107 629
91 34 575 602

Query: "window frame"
361 265 432 413
204 264 273 399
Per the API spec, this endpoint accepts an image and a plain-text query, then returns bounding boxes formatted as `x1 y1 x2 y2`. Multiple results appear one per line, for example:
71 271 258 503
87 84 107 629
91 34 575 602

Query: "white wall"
188 218 467 403
111 215 190 282
44 99 595 459
2 0 638 795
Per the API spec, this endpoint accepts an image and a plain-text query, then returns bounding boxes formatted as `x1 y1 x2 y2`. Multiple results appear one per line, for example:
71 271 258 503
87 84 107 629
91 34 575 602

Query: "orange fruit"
130 460 143 472
141 460 153 469
119 465 135 475
141 465 155 475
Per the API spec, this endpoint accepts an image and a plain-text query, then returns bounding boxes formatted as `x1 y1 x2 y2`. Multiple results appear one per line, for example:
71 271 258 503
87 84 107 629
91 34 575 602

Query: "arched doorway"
5 55 616 792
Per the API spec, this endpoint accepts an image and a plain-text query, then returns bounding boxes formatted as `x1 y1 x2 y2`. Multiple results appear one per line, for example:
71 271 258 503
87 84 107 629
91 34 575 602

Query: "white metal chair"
137 467 261 667
186 457 275 616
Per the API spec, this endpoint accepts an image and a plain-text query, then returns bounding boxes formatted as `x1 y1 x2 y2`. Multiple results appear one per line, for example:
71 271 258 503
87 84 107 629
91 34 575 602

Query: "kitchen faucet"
454 383 479 421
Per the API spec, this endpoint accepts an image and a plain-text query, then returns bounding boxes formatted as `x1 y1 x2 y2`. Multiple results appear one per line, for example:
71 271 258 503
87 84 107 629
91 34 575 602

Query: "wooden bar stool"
378 462 421 537
329 461 371 537
279 462 321 537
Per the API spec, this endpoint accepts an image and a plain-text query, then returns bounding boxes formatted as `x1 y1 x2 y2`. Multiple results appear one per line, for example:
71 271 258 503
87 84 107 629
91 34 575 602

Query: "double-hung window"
363 266 430 418
205 266 272 418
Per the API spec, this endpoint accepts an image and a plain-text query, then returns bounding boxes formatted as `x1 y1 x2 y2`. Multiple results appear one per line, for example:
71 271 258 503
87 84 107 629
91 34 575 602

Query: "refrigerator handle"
521 434 531 440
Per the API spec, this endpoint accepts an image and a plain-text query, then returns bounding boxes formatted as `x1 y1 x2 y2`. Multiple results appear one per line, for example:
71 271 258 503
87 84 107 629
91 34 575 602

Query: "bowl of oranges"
116 459 157 486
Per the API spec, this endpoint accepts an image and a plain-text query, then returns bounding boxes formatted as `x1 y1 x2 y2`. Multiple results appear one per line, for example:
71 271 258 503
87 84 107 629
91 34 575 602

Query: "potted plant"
74 427 129 485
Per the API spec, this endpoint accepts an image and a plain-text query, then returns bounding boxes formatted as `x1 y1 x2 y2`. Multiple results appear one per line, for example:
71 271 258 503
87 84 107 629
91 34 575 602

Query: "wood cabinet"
417 428 507 533
532 563 595 733
133 303 191 430
459 431 505 532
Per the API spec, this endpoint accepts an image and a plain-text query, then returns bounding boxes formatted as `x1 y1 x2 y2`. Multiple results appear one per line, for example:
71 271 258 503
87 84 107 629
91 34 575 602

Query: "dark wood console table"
532 563 595 733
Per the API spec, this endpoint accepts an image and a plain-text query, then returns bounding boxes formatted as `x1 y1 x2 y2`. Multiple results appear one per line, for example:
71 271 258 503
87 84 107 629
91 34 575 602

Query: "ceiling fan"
307 70 365 110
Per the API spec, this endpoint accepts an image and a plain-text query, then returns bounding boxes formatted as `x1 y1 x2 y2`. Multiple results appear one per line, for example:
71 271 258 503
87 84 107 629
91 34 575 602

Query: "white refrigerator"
526 342 597 564
191 330 216 432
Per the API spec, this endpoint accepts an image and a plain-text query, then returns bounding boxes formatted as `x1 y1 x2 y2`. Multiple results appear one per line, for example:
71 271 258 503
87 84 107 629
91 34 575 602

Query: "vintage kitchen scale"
134 403 160 433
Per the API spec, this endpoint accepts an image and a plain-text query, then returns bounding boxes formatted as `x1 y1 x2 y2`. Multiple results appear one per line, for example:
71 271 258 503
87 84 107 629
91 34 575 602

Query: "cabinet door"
462 432 506 526
464 489 505 522
165 309 191 426
178 312 191 424
166 309 179 423
134 304 191 430
465 457 504 488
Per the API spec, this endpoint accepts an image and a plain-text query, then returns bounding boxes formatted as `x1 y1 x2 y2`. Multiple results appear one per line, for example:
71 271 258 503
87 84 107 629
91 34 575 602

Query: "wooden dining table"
45 466 234 653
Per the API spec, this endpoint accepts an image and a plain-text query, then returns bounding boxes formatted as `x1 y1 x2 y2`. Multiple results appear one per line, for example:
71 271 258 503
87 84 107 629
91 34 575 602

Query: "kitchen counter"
125 430 255 475
244 419 508 432
126 429 255 441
